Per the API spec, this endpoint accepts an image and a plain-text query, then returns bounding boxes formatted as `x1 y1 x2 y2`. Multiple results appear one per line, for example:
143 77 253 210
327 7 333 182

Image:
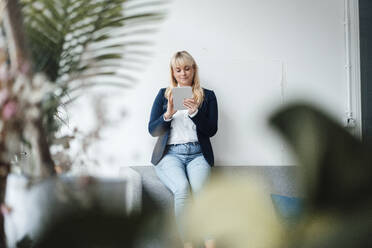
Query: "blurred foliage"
20 0 165 139
184 104 372 248
270 104 372 248
0 0 166 176
21 0 163 83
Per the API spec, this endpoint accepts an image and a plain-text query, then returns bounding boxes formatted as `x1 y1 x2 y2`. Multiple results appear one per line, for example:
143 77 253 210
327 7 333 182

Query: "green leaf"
20 0 167 137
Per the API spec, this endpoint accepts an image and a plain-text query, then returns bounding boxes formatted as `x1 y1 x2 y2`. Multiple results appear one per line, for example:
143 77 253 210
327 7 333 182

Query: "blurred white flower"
25 105 40 120
28 73 55 104
12 73 29 95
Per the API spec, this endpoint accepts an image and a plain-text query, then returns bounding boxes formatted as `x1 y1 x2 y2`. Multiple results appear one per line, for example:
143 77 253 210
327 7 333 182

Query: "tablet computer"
172 86 193 110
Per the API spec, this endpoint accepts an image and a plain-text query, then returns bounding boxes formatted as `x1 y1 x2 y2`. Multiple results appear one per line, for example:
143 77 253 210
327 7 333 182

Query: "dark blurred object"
16 235 32 248
359 0 372 144
270 104 372 248
32 191 179 248
34 209 149 248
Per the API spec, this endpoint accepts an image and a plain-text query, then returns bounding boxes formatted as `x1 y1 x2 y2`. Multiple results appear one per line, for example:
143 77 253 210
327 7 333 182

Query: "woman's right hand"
164 93 177 120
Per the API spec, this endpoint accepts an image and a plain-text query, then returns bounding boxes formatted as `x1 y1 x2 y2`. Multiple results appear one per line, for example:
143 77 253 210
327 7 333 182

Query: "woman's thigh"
186 155 211 194
155 154 190 194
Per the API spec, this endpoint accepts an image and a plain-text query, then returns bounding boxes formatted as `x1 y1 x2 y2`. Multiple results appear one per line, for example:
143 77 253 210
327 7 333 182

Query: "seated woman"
148 51 218 248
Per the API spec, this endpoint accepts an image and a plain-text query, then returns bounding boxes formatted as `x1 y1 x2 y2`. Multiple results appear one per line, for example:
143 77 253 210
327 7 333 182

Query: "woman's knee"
174 181 191 197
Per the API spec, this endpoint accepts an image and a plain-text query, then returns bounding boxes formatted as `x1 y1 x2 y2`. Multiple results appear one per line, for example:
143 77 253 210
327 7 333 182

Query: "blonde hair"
165 51 204 106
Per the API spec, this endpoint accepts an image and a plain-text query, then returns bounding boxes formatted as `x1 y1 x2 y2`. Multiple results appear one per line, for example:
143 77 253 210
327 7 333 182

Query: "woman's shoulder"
155 87 167 97
202 87 217 99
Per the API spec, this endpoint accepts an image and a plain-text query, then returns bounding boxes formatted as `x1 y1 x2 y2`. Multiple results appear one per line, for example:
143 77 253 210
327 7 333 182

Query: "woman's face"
172 64 194 86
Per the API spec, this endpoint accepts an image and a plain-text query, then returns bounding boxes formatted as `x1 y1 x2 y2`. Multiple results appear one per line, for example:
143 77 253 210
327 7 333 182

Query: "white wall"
64 0 360 168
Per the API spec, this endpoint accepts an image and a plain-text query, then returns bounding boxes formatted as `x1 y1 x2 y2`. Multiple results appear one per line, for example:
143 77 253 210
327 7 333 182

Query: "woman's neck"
177 83 192 87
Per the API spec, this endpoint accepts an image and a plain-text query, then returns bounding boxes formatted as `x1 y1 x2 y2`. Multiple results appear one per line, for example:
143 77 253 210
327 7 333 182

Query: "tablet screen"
171 86 193 110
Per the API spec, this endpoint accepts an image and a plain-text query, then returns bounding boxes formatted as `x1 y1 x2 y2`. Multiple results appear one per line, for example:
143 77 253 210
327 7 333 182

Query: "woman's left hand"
183 98 198 115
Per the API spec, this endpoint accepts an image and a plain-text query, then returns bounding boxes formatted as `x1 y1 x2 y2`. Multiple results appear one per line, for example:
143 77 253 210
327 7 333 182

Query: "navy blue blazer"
148 87 218 166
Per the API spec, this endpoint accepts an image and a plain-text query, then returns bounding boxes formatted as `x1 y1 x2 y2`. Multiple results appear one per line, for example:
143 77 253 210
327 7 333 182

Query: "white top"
164 109 199 144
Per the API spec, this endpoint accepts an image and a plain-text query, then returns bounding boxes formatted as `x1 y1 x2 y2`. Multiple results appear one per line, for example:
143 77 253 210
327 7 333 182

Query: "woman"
148 51 218 248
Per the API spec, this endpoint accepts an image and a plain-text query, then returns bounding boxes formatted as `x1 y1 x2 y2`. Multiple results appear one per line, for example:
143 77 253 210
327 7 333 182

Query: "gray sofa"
131 165 301 211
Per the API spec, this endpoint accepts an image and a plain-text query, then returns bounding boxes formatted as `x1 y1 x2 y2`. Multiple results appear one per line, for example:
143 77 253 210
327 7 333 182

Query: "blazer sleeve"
190 91 218 137
148 89 172 137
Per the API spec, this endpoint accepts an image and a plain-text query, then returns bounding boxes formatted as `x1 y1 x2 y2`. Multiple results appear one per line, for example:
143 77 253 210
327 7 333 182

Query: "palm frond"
21 0 166 88
18 0 166 141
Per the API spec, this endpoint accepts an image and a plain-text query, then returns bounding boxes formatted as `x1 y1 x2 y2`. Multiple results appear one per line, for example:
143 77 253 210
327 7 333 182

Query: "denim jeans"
155 142 211 240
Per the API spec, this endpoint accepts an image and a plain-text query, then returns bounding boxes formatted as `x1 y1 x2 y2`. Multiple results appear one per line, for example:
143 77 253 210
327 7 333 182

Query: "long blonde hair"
165 51 204 106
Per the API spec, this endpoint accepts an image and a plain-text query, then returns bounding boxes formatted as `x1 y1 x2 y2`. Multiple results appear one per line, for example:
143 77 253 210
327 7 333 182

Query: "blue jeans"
155 142 211 240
